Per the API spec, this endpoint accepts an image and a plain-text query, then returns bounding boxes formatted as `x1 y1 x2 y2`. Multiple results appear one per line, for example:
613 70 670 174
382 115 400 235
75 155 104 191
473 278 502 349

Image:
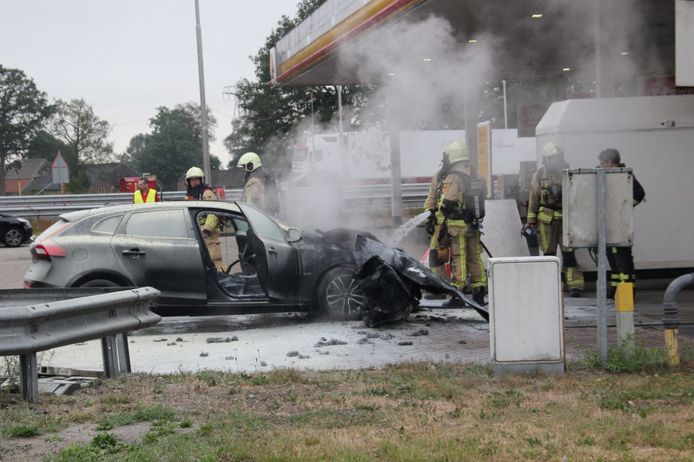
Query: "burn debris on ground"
397 341 414 346
352 236 489 326
314 338 348 347
357 337 373 345
153 338 168 343
409 328 429 337
200 352 209 357
206 336 239 344
286 351 300 357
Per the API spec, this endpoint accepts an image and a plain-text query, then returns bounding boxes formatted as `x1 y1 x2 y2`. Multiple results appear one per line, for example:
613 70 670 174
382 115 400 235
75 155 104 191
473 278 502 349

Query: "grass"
584 339 671 373
1 362 694 461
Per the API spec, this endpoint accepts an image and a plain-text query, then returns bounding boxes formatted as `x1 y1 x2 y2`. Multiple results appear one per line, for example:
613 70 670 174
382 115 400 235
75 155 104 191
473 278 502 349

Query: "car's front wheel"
316 266 368 320
3 227 24 247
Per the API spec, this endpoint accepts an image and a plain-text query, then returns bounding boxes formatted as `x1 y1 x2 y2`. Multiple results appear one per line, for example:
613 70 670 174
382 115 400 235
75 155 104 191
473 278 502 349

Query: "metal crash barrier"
0 287 161 402
0 184 430 218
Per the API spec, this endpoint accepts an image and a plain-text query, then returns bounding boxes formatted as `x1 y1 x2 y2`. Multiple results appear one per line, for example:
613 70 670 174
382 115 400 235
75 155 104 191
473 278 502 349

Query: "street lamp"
194 0 211 182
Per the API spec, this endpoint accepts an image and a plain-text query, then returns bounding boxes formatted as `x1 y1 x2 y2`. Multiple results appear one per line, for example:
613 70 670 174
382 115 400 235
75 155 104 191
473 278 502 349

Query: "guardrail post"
20 353 39 403
101 335 120 379
116 333 131 373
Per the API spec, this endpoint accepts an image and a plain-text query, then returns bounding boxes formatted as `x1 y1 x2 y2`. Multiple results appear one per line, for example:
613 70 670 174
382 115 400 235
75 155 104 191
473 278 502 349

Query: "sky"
0 0 298 167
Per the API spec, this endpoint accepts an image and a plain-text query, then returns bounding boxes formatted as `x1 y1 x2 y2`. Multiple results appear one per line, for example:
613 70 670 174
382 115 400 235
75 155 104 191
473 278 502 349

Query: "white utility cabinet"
489 257 565 375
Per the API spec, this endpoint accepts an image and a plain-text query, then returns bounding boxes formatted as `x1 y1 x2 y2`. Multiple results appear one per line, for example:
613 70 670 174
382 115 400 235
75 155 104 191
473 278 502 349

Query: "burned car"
24 201 487 323
24 201 377 318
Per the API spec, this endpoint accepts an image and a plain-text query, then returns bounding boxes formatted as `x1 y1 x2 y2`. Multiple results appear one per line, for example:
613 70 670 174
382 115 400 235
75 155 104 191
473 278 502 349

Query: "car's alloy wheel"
3 228 23 247
322 271 368 319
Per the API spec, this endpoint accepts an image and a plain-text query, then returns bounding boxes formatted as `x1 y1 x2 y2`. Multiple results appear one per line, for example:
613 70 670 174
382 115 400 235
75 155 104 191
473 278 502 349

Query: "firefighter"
424 164 449 279
237 152 267 207
184 166 224 272
133 177 159 204
437 141 487 306
598 148 646 297
525 142 584 296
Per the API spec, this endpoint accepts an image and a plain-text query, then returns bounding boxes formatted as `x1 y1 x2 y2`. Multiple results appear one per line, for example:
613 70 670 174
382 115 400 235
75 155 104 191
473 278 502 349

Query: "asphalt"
1 242 693 375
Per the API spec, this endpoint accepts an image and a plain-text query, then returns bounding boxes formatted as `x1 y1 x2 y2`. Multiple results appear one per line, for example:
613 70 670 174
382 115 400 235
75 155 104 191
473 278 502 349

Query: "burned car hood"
353 235 489 326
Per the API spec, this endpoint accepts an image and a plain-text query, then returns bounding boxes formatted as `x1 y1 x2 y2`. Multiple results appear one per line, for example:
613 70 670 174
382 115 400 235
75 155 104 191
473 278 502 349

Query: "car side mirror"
287 227 302 243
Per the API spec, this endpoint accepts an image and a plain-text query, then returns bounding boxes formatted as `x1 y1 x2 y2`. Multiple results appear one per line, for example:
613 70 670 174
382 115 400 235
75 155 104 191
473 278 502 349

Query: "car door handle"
122 248 146 257
268 247 277 254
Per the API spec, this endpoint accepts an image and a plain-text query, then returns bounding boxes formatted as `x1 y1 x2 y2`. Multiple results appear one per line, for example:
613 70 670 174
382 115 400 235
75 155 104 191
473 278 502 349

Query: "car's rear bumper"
23 279 56 289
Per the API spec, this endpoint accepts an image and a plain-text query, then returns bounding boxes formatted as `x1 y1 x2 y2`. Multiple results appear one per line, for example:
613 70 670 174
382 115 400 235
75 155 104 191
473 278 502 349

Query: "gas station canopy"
271 0 675 87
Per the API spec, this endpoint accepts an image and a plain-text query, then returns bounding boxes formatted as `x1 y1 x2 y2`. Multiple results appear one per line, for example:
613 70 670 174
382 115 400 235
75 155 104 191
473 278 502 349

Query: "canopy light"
531 13 543 18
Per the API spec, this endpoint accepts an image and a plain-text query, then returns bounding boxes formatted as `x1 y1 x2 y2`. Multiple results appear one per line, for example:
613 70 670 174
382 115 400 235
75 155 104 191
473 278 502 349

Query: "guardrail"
0 184 430 219
0 287 161 402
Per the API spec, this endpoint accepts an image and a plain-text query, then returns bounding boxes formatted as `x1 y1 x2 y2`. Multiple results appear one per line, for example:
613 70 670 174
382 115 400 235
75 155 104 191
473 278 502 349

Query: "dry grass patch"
0 363 693 461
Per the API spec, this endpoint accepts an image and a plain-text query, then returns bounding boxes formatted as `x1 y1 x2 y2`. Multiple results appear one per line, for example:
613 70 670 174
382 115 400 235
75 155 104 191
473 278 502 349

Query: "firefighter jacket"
527 166 564 225
424 170 443 211
199 187 219 233
242 171 266 210
438 163 485 228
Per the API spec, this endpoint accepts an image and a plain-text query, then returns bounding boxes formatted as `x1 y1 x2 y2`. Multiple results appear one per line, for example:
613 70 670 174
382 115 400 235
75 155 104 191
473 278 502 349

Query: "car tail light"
24 280 33 288
32 220 71 260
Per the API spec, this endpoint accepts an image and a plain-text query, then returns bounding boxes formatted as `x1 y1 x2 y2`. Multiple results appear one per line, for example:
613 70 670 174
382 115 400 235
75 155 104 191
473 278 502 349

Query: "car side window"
122 210 189 239
238 204 285 242
92 215 123 235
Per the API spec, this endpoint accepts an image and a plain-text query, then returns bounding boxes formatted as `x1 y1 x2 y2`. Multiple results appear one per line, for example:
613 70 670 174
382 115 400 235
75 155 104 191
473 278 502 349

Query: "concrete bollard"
615 282 635 353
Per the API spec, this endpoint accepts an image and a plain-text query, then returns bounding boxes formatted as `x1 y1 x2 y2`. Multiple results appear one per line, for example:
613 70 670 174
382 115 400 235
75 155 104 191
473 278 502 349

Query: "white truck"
536 94 694 272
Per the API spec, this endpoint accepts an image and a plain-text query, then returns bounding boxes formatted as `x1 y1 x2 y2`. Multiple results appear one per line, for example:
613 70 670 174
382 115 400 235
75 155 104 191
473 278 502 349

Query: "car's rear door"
237 203 301 302
111 208 206 304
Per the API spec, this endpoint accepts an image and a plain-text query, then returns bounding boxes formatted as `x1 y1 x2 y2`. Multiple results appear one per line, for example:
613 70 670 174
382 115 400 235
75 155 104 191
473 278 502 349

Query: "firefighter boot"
472 287 487 306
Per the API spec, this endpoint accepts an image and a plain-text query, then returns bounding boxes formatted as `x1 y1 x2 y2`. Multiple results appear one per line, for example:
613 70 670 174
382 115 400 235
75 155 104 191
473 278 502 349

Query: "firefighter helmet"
186 166 205 180
542 142 564 159
237 152 262 172
443 141 470 163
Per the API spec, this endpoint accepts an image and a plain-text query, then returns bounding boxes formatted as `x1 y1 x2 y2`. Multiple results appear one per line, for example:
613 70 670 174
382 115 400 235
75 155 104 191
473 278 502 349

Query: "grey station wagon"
24 202 370 319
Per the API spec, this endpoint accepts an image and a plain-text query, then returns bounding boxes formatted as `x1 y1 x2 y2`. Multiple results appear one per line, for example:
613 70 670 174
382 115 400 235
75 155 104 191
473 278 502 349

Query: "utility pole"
194 0 211 182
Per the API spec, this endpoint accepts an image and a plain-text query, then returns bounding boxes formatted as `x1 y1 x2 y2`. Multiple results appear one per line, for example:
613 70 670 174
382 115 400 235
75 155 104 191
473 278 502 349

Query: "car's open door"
237 203 301 301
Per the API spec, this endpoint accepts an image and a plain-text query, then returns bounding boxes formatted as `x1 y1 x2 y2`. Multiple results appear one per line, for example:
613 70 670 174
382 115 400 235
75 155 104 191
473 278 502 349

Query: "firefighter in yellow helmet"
437 141 488 306
184 166 224 272
423 163 449 279
525 142 584 296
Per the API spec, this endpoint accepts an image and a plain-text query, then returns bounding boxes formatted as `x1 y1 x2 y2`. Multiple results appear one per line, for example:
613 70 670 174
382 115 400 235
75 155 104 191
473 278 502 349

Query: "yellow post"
615 283 635 352
664 329 680 367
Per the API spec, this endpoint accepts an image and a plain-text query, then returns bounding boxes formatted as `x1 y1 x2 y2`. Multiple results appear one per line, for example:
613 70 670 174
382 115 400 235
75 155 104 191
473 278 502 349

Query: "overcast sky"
0 0 298 167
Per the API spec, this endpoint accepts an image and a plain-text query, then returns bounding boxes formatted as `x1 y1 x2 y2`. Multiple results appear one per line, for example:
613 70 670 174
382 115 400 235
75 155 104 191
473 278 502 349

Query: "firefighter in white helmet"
437 141 488 306
184 166 224 271
237 152 280 217
237 152 265 207
525 142 584 296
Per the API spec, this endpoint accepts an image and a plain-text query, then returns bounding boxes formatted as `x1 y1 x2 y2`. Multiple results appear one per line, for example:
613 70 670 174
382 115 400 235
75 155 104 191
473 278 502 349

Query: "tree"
0 65 53 194
126 103 218 190
26 130 74 163
48 99 113 166
224 0 371 169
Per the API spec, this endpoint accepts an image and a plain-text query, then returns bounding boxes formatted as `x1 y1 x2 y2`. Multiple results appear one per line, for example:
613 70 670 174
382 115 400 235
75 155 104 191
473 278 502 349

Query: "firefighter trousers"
538 219 585 291
607 246 635 288
447 224 487 291
204 231 225 272
429 223 449 278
